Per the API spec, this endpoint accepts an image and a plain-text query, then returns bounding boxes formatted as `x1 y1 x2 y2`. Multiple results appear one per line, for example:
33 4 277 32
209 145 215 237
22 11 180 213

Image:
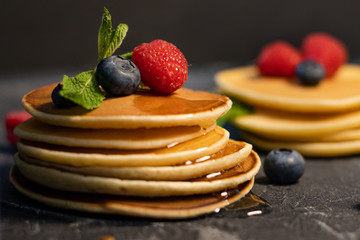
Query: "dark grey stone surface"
1 64 360 240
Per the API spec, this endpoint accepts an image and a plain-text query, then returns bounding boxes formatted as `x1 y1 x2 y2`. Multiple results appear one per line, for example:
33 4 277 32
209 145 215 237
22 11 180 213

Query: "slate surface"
1 64 360 240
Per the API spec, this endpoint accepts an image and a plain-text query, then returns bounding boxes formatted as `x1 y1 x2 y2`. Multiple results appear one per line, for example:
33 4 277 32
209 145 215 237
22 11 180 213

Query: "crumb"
99 236 115 240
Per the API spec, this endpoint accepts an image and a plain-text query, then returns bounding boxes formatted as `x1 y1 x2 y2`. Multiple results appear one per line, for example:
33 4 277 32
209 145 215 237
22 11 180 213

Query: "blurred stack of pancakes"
216 64 360 157
11 84 261 219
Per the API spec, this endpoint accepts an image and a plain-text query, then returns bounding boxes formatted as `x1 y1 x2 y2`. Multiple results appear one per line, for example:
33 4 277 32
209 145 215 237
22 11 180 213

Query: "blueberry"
51 83 76 108
95 56 141 96
296 61 325 86
263 148 305 185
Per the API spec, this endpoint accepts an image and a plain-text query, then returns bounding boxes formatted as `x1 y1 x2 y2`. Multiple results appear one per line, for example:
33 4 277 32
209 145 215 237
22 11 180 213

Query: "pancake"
18 140 252 180
215 64 360 113
314 128 360 142
17 126 230 167
14 150 260 197
243 132 360 157
233 107 360 140
242 127 360 142
10 166 254 219
23 84 232 129
14 117 215 149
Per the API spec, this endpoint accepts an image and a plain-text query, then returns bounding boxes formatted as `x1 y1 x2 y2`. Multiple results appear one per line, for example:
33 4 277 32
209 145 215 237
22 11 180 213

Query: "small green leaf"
120 51 133 59
217 99 253 126
98 7 128 62
98 7 112 61
60 71 105 110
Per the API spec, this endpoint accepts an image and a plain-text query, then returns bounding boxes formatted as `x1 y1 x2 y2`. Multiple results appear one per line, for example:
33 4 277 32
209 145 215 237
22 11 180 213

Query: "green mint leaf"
59 7 128 110
120 51 132 59
217 99 253 126
60 71 105 110
98 7 128 62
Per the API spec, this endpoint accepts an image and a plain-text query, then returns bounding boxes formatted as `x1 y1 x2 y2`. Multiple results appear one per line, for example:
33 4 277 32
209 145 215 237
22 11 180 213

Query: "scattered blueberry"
51 83 76 108
263 148 305 185
296 60 325 86
95 55 141 96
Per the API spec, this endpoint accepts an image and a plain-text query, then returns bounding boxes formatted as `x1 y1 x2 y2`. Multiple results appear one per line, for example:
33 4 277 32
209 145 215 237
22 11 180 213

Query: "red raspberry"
5 110 31 147
132 39 188 94
302 33 347 77
256 41 302 77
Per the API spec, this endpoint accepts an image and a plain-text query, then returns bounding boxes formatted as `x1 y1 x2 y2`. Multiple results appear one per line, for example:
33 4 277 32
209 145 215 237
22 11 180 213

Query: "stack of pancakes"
10 84 261 219
216 64 360 157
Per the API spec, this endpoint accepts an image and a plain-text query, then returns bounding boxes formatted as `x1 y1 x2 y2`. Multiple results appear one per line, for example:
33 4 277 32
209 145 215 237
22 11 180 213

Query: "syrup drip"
212 191 272 218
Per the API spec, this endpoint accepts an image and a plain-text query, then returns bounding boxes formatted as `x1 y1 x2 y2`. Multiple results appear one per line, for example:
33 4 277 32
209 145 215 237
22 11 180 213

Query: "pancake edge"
9 166 254 219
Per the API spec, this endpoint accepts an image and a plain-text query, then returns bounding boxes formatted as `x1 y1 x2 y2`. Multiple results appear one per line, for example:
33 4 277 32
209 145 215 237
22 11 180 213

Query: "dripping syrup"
212 191 272 218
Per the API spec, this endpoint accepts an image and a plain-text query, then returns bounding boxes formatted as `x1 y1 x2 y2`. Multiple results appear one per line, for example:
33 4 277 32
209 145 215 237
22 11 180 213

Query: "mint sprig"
59 7 128 110
98 7 128 63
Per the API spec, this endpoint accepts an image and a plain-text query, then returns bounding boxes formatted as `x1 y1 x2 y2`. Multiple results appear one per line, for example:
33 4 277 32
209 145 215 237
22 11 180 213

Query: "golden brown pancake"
14 150 260 197
215 64 360 113
14 117 215 149
10 166 254 219
12 81 261 219
23 84 232 129
17 126 230 167
18 140 252 180
233 107 360 140
242 131 360 157
241 126 360 142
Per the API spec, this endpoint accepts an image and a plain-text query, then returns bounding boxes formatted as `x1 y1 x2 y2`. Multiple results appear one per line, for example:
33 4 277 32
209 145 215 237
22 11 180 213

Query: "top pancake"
23 84 232 129
215 64 360 113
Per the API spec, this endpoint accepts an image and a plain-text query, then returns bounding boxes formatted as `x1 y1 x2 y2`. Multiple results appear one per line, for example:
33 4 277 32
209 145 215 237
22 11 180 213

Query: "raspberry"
132 39 188 94
302 33 347 77
256 41 302 77
5 110 31 147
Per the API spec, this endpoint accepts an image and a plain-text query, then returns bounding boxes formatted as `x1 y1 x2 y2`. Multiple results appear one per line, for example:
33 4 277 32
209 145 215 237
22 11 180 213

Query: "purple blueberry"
296 60 325 86
95 55 141 96
263 148 305 185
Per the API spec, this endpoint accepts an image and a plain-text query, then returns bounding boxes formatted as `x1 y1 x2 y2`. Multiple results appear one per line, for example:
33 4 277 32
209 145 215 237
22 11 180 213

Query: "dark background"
2 2 360 239
1 0 360 76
